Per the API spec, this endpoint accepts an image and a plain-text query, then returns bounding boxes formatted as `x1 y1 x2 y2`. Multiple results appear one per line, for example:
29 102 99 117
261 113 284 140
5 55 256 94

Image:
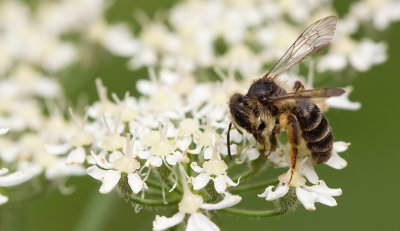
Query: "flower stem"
220 207 282 217
229 179 279 193
232 169 255 181
130 195 181 206
146 179 163 190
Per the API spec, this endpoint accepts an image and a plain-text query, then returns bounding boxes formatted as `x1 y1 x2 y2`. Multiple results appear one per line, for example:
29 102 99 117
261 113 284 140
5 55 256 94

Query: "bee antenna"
227 122 233 160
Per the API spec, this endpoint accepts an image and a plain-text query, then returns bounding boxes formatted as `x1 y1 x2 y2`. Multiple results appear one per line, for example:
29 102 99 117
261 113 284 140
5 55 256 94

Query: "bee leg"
266 118 281 159
293 81 305 92
286 114 300 185
253 120 266 153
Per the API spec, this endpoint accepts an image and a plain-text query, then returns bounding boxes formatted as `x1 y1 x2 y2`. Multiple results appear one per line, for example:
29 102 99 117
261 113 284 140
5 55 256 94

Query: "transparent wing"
269 87 345 101
263 16 337 80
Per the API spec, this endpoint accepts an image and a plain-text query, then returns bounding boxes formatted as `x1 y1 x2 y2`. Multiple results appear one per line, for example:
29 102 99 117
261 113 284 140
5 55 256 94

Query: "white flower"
87 134 147 194
66 108 95 165
0 168 35 205
318 38 387 72
349 39 387 72
190 141 239 193
325 141 350 170
350 0 400 30
0 128 9 135
286 141 349 184
326 86 361 111
141 122 183 168
100 115 125 152
259 170 342 211
101 24 139 57
152 165 241 231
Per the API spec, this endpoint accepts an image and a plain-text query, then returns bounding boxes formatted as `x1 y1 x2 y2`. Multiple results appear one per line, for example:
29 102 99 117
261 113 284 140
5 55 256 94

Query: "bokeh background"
1 0 400 230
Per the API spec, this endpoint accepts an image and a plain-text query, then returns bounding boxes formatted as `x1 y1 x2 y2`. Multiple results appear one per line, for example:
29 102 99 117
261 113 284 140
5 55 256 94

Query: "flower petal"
201 193 242 210
190 162 204 173
166 151 183 165
146 156 163 168
325 151 347 169
192 172 211 190
333 141 350 153
213 175 227 193
0 193 8 205
0 168 8 175
306 181 342 197
153 212 185 231
203 147 213 159
246 147 260 161
298 157 319 184
258 184 289 201
296 181 342 210
0 128 9 135
109 151 124 163
225 175 240 187
186 213 220 231
45 143 71 155
0 170 34 187
45 159 85 179
296 187 318 211
326 86 361 110
229 129 242 143
219 143 237 156
128 173 147 194
86 166 121 194
90 150 113 169
67 147 86 165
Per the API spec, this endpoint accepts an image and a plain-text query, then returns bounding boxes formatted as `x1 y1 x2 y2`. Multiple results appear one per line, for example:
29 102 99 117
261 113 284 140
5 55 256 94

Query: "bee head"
247 80 276 104
228 93 255 133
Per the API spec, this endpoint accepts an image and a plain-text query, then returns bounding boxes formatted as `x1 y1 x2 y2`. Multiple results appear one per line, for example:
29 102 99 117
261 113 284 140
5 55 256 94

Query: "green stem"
229 179 279 193
221 208 282 217
130 195 180 206
156 166 183 195
146 179 163 190
232 170 256 182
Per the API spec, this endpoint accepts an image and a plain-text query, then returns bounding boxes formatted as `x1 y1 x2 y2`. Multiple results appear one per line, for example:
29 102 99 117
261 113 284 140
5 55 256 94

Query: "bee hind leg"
286 114 300 185
266 118 281 159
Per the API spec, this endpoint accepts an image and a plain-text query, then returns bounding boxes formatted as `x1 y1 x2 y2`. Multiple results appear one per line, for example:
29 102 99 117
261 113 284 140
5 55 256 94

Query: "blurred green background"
1 0 400 230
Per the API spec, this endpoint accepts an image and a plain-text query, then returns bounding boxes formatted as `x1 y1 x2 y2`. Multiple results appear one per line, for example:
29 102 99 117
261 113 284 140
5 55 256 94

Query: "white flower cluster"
76 64 351 229
124 0 397 75
0 0 398 230
0 0 137 75
0 0 138 202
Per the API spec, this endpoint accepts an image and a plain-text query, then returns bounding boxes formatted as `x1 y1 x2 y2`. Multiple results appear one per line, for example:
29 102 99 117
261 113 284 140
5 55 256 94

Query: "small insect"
227 16 344 184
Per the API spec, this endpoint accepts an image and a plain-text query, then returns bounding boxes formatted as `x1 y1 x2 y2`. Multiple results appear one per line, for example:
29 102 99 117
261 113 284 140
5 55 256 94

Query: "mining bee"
227 16 344 184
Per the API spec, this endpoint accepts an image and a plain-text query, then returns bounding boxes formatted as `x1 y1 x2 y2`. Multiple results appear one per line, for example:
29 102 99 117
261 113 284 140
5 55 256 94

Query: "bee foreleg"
293 81 305 92
286 114 300 185
266 118 281 159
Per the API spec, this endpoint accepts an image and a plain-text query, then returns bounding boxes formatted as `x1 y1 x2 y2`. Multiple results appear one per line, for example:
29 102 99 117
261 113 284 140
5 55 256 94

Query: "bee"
227 16 344 184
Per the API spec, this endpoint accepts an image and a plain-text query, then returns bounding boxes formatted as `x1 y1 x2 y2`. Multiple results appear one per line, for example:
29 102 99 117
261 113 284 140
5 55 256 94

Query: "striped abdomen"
291 103 333 163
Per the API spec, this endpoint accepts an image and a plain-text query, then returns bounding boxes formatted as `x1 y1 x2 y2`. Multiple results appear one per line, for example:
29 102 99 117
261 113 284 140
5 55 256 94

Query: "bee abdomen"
291 103 333 163
291 104 323 131
302 117 331 142
306 131 332 153
306 126 333 164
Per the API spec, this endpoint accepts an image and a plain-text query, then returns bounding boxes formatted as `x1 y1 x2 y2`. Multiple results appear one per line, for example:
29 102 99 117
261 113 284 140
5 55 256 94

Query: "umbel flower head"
153 165 241 231
2 1 399 230
87 134 147 194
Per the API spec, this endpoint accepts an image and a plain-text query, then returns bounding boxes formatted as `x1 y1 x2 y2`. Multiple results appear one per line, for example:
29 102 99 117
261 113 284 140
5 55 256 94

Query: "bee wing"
269 87 345 101
263 16 337 80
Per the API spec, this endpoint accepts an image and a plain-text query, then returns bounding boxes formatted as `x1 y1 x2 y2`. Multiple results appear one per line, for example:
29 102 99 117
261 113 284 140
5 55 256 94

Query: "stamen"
162 158 178 192
102 115 112 134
